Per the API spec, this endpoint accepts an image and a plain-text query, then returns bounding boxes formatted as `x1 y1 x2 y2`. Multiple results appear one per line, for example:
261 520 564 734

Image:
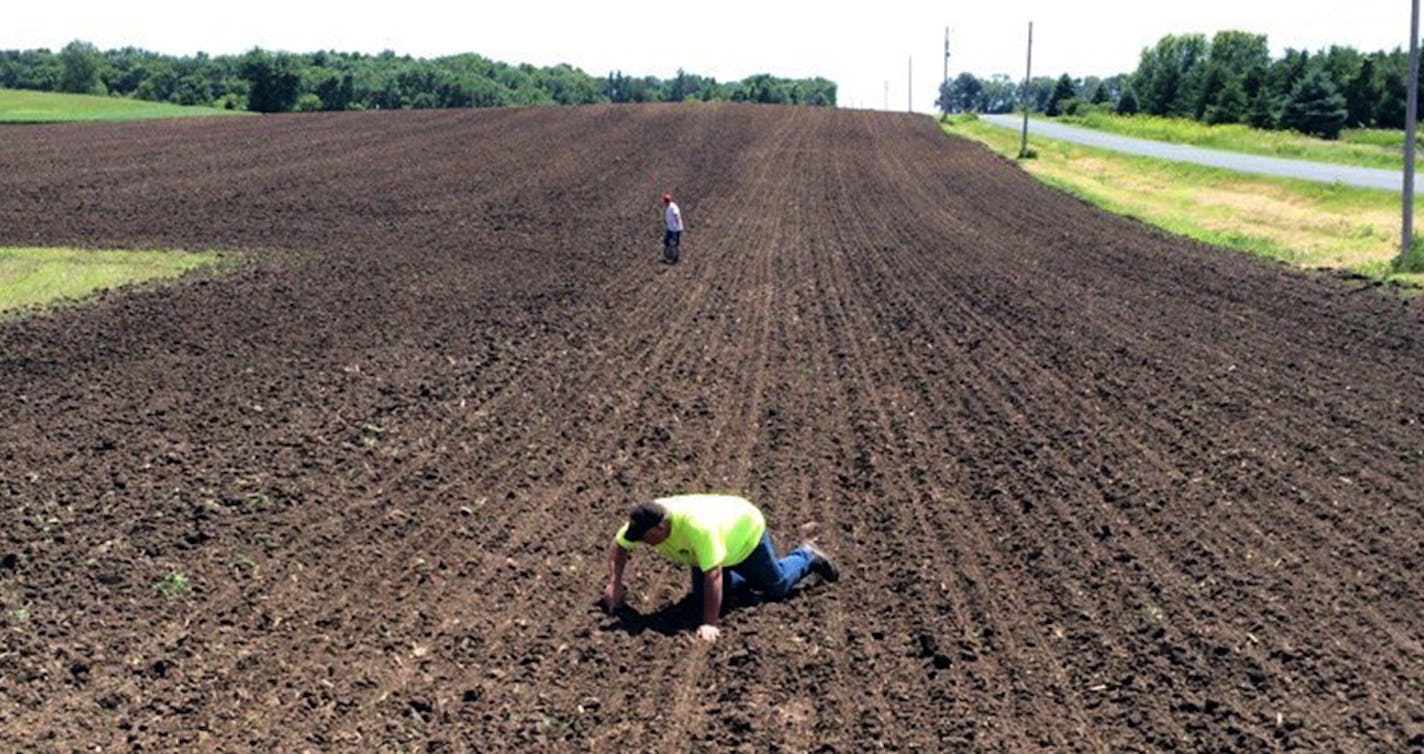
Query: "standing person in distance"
662 193 684 264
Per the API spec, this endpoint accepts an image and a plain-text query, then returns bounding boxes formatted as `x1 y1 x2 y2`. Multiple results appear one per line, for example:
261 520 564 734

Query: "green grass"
0 247 222 313
154 571 192 600
943 115 1424 290
1339 127 1416 150
0 88 250 124
1054 111 1411 171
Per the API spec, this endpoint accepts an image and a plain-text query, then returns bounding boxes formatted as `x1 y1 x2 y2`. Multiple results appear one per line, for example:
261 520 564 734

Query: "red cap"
662 193 672 203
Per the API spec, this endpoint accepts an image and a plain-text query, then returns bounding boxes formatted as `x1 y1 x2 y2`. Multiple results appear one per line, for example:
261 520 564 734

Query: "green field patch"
0 247 222 313
943 115 1423 290
0 88 250 124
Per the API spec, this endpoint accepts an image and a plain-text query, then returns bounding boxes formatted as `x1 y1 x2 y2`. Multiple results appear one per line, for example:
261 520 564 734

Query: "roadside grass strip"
1056 111 1410 171
0 247 222 313
944 116 1424 290
0 88 248 124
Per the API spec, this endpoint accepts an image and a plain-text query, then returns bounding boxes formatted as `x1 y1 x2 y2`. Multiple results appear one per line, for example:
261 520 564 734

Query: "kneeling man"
602 494 838 642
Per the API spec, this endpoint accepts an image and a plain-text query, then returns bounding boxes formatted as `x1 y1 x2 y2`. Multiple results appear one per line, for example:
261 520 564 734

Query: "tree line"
938 30 1417 140
0 41 837 113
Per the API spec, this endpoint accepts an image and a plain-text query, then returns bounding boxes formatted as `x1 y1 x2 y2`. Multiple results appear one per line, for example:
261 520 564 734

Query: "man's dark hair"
624 502 668 542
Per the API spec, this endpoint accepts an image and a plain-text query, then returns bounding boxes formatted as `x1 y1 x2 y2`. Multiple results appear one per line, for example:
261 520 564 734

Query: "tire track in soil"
799 120 994 748
601 108 817 752
742 113 929 750
675 111 903 752
812 113 1101 750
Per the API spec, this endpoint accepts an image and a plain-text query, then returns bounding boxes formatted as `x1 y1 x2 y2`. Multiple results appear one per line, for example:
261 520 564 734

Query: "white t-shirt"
665 202 684 232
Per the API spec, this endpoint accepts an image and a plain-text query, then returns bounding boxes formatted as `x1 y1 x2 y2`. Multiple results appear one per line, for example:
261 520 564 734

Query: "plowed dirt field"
2 104 1422 753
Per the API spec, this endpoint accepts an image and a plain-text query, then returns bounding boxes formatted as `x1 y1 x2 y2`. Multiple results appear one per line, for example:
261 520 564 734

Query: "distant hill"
0 88 251 123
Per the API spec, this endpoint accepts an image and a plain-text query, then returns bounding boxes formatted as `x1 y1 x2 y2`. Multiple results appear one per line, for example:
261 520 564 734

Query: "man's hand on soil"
696 624 720 643
602 582 626 612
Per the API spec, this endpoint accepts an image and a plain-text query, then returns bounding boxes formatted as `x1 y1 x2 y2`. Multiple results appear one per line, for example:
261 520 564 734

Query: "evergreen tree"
1205 77 1247 124
1193 64 1226 120
1129 33 1208 117
605 70 633 103
1246 89 1277 129
1172 35 1210 116
1045 73 1076 116
1116 86 1139 115
1279 69 1348 138
668 69 689 102
1269 49 1311 106
1375 57 1407 129
1134 39 1178 115
1343 57 1375 127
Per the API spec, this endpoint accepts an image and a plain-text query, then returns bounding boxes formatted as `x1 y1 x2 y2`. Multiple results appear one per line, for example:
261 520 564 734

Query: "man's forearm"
702 567 722 625
608 541 628 585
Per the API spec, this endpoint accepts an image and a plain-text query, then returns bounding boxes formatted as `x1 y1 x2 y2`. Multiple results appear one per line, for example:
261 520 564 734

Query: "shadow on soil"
596 587 809 638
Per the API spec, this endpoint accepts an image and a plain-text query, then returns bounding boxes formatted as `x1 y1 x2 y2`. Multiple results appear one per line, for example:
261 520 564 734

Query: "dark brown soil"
2 104 1422 753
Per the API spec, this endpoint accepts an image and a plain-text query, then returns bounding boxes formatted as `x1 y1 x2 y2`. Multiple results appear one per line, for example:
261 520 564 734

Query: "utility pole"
1020 21 1034 159
1402 0 1420 268
884 81 889 110
908 56 914 113
942 27 951 116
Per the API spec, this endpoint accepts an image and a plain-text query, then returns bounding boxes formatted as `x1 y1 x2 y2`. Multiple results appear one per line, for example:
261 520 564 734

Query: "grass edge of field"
0 247 233 318
1051 111 1408 171
939 115 1424 293
0 88 250 124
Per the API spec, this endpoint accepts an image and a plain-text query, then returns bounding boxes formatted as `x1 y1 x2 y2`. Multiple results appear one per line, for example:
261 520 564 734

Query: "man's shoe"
801 541 840 583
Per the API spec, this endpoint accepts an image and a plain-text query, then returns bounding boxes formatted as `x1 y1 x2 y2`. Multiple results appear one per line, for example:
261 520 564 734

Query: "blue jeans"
689 532 814 604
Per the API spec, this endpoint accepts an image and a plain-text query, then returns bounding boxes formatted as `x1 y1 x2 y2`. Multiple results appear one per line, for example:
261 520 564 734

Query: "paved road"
979 114 1413 193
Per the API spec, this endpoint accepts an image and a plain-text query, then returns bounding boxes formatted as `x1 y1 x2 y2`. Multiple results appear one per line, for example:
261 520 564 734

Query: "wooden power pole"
1402 0 1420 268
1020 22 1033 158
943 27 951 115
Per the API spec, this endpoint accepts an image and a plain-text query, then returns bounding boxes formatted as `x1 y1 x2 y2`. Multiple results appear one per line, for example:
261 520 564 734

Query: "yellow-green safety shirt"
615 494 766 571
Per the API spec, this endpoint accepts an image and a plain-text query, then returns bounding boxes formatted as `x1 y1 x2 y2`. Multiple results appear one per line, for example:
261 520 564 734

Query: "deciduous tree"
59 40 105 95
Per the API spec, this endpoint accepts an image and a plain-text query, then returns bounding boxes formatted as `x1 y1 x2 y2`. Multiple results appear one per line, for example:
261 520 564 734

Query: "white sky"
3 1 1414 112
